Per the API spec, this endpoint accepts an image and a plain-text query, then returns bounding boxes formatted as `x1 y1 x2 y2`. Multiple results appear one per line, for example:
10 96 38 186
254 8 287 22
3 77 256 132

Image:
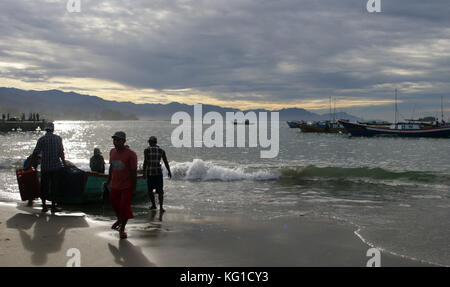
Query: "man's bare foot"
149 205 157 210
119 231 127 239
111 221 121 231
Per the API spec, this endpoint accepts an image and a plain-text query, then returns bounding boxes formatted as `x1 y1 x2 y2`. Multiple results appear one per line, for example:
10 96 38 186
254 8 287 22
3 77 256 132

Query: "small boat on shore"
57 171 148 204
339 120 450 138
17 167 148 205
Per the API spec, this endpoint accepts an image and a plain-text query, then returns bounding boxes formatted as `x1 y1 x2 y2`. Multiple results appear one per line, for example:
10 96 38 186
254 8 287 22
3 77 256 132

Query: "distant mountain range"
0 87 362 121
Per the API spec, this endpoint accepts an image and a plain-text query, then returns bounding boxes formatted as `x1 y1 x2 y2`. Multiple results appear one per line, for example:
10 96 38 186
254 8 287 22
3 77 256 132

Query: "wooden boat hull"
298 123 346 133
286 121 299 128
32 170 148 204
339 121 450 138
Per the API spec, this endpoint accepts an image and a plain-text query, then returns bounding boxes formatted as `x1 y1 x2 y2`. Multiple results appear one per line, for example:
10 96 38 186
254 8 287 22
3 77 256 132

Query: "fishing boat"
55 171 148 204
338 120 450 138
339 90 450 138
17 167 148 205
297 121 346 133
286 121 302 128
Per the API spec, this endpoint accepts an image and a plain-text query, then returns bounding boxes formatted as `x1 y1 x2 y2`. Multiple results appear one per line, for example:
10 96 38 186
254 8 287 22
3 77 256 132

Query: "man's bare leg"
149 191 157 209
158 194 165 212
119 219 128 239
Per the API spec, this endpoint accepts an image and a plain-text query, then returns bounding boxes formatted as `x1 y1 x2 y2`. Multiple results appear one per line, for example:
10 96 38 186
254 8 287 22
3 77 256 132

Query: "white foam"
169 159 278 182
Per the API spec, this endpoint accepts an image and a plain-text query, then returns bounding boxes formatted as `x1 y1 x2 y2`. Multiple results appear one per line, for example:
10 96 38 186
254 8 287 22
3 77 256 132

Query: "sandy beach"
0 201 434 267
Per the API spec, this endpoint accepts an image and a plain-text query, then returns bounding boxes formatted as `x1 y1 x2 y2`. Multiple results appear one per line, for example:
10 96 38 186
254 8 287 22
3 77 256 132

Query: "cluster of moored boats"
287 118 450 138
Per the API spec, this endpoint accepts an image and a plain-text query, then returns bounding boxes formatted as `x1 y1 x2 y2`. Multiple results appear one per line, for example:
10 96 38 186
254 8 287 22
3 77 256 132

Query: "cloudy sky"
0 0 449 119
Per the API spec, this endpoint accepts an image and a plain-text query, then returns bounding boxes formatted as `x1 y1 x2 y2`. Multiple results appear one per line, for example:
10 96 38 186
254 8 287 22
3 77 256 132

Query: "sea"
0 120 449 266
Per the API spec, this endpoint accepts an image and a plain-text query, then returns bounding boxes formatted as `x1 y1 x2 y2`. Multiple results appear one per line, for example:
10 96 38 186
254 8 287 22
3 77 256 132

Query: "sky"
0 0 449 120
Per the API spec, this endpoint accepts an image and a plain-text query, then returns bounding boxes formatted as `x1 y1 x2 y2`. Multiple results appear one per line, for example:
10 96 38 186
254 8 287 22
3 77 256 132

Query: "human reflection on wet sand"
106 210 165 266
108 240 155 267
6 211 89 265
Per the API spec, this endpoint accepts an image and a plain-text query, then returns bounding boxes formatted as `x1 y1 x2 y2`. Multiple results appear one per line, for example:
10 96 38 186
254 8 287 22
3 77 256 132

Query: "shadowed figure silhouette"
6 212 88 266
108 240 155 267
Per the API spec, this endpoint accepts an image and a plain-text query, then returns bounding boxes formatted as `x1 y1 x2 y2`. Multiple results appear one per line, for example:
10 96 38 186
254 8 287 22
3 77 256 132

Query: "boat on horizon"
297 121 347 133
286 121 301 128
233 119 253 125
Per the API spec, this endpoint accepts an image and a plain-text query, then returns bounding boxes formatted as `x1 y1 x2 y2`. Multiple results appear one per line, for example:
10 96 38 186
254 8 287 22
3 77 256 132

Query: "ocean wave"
164 160 449 186
169 159 278 181
278 165 450 185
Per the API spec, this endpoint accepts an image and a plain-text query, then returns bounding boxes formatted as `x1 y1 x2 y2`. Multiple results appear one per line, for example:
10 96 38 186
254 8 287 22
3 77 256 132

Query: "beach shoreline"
0 201 435 267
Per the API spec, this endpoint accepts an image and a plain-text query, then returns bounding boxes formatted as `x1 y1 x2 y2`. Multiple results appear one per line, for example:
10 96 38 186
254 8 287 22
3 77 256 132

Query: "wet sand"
0 202 434 267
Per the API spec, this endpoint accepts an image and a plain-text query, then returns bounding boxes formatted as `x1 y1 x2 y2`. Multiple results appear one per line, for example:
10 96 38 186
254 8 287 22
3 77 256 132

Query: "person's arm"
60 150 66 167
130 168 137 194
130 152 137 194
101 156 105 173
25 140 41 170
162 151 172 179
142 149 148 179
59 137 67 167
104 151 112 187
104 164 112 187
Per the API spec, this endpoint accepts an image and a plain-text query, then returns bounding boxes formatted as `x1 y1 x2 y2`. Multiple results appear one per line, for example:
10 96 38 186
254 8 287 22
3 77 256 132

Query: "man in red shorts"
103 131 137 239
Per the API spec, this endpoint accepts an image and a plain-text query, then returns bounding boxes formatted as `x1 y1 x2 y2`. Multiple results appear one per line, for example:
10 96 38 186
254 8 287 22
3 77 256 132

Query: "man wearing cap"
26 122 66 213
143 136 172 212
90 148 105 173
103 131 137 239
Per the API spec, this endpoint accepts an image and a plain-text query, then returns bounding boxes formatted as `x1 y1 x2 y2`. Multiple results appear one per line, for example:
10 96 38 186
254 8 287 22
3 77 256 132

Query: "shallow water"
0 120 449 266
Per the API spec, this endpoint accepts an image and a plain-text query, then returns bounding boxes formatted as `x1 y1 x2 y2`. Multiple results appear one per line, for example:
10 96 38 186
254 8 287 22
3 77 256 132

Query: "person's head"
148 136 157 146
94 148 101 156
44 122 54 133
112 131 126 150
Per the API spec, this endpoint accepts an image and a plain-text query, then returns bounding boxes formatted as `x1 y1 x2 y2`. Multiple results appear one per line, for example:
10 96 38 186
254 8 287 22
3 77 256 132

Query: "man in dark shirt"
26 122 66 213
143 136 172 212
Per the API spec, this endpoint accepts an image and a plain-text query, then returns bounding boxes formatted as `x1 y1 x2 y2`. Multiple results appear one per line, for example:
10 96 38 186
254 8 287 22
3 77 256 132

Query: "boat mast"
441 96 444 123
394 88 398 125
333 98 336 122
329 96 332 122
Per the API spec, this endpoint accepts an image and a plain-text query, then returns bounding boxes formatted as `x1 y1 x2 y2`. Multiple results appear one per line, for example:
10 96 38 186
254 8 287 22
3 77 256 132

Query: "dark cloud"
0 0 449 118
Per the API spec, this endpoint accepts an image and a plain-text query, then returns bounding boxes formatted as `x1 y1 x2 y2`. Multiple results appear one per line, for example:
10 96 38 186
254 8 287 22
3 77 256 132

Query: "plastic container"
16 169 40 201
